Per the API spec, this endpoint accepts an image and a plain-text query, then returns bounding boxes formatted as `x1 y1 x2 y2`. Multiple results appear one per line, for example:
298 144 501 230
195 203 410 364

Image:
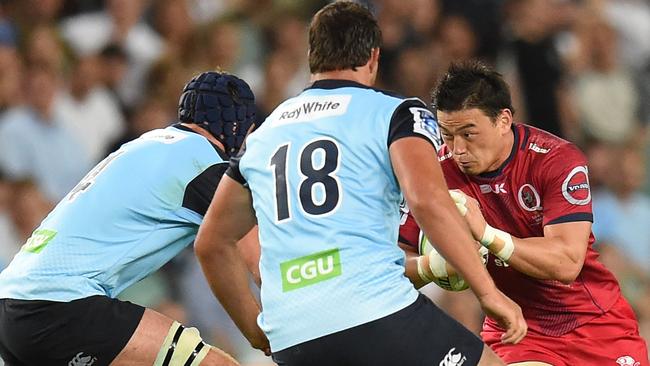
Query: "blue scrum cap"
178 71 256 157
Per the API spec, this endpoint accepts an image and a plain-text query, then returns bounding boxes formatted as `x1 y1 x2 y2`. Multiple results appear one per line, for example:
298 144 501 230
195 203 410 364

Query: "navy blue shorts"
272 294 484 366
0 295 144 366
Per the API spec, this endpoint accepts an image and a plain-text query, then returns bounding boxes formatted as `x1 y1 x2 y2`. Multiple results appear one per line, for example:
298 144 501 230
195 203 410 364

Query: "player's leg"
477 345 507 366
111 308 239 366
508 362 553 366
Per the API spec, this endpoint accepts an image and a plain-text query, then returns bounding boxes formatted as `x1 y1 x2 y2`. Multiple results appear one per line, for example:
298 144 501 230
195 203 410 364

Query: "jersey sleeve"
182 162 229 216
225 142 248 186
387 99 443 152
538 144 593 226
399 212 421 250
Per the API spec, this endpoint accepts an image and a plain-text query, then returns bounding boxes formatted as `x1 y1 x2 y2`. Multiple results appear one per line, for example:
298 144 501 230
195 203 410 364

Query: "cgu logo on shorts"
439 347 466 366
281 248 342 292
616 355 640 366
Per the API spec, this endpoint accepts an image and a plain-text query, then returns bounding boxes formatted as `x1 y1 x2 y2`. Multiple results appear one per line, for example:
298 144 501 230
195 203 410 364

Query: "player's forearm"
506 236 584 284
197 241 263 341
400 246 429 289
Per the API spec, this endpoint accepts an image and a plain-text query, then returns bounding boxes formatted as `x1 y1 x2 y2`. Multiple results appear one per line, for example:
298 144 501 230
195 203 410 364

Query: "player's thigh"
508 363 553 366
0 296 145 366
111 308 239 366
477 345 507 366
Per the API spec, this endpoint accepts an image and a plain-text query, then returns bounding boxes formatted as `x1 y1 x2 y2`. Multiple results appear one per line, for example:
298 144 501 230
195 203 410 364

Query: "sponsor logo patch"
272 95 351 125
68 352 97 366
528 142 551 154
480 183 507 194
281 248 342 292
140 129 188 143
562 166 591 205
22 229 57 253
410 106 443 151
616 355 640 366
439 347 466 366
518 184 542 211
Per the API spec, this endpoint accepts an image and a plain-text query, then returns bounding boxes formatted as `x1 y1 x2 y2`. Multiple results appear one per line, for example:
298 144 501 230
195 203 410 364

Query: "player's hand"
477 288 527 344
449 190 487 241
245 326 272 356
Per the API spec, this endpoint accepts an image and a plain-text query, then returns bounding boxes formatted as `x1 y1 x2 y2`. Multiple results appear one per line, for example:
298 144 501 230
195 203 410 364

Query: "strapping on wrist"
480 224 514 262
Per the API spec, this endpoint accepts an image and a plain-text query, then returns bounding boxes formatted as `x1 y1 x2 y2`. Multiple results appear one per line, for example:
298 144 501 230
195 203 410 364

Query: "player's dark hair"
308 1 381 74
432 60 515 120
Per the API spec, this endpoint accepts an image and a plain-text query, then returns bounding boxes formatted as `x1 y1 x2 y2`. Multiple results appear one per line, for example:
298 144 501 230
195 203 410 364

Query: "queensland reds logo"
517 184 541 211
561 166 591 205
616 355 640 366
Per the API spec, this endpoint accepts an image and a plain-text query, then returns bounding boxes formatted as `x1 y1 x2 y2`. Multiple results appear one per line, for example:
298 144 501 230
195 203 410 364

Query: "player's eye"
464 132 476 139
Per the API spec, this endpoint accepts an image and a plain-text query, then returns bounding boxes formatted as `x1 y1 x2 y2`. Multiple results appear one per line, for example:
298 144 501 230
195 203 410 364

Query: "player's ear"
496 108 513 134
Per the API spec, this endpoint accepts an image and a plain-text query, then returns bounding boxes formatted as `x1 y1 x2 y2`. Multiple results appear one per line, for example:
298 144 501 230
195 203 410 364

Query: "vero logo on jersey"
562 166 591 205
281 248 342 292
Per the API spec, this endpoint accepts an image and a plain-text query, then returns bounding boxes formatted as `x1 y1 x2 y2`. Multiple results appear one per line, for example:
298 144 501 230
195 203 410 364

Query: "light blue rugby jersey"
0 125 229 301
229 79 443 351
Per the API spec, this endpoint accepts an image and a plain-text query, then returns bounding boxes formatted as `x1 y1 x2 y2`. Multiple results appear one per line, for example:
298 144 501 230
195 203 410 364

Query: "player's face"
438 108 513 175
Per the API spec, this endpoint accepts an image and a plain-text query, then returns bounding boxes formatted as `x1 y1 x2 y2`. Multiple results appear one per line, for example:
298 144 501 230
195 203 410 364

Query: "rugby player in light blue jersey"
0 71 261 366
195 2 527 366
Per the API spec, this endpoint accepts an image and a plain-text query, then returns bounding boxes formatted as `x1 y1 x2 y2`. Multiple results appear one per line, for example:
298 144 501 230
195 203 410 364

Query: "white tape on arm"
416 255 435 283
480 224 515 262
449 190 468 216
427 250 449 278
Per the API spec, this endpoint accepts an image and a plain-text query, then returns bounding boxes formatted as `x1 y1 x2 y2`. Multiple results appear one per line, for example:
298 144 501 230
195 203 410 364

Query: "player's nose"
452 137 467 155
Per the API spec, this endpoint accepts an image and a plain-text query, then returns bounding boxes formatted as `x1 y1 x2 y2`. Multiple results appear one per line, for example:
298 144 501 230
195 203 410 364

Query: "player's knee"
153 321 213 366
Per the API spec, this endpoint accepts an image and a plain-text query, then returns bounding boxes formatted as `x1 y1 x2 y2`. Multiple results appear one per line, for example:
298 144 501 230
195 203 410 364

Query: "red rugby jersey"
400 124 621 336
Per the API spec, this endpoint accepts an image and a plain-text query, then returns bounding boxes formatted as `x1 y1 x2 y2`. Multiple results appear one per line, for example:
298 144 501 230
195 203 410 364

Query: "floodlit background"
0 0 649 365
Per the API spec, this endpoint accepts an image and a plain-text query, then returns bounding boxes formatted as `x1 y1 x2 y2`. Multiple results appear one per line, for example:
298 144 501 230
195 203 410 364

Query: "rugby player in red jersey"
401 61 649 366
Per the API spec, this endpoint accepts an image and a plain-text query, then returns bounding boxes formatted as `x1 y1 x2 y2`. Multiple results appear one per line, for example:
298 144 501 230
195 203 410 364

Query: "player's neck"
311 69 374 86
180 123 226 153
310 50 379 87
486 129 516 173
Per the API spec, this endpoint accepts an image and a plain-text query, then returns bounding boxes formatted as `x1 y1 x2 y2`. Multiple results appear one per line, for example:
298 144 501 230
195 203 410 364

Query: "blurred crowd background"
0 0 649 365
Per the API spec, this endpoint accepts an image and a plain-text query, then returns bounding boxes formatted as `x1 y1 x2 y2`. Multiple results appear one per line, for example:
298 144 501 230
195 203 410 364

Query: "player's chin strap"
154 321 214 366
449 190 515 262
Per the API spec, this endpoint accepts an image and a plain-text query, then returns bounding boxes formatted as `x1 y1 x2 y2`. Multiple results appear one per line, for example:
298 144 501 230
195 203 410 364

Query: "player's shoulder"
518 124 585 165
126 125 226 171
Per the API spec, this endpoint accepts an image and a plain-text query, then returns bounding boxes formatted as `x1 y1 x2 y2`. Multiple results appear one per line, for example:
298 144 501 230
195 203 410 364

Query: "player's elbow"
194 238 213 263
404 185 448 220
555 261 584 285
194 235 222 264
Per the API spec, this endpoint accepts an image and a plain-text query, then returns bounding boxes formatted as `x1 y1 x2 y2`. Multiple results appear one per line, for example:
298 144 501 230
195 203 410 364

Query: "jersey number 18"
270 138 342 221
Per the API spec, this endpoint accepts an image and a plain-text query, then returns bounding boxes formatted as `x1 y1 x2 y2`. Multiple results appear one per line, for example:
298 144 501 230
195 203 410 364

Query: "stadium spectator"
0 170 19 271
0 64 90 203
571 17 640 143
400 61 649 365
593 146 650 268
0 71 258 366
196 2 525 365
0 33 22 113
55 54 125 163
60 0 163 107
